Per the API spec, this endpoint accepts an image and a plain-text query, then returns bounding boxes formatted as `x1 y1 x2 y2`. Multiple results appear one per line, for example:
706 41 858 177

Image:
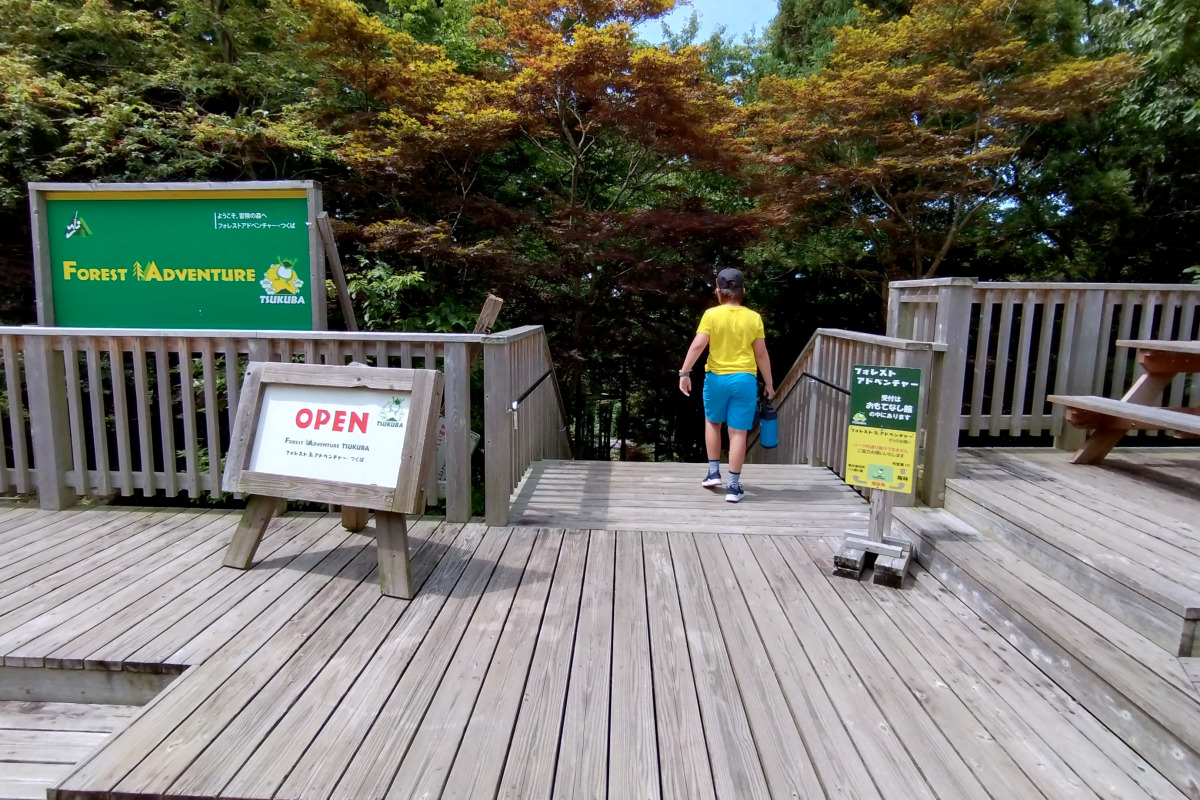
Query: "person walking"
678 267 775 503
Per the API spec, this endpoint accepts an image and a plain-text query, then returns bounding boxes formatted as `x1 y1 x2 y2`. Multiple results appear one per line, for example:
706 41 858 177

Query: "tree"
417 0 768 449
984 0 1200 283
751 0 1139 292
0 0 345 322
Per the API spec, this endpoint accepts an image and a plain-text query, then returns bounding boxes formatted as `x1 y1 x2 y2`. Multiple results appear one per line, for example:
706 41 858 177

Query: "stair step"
945 478 1200 655
895 506 1200 796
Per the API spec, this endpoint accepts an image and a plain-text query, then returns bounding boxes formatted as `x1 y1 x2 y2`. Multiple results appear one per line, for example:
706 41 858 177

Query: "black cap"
716 268 744 289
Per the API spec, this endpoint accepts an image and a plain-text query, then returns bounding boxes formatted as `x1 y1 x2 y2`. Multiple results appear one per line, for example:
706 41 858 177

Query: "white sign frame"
223 362 443 513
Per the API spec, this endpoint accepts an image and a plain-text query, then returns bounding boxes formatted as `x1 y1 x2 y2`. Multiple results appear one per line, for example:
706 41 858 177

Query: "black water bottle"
759 402 778 449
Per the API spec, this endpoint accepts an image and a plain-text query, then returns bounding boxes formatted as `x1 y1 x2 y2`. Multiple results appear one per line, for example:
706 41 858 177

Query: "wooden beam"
470 295 504 370
316 212 358 332
341 506 369 532
224 494 278 569
1064 406 1200 432
375 511 413 598
483 340 513 527
1139 350 1200 377
473 295 504 334
25 337 77 510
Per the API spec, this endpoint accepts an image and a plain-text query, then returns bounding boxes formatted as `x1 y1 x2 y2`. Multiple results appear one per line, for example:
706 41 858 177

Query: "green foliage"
767 0 859 71
1 0 1198 465
981 0 1200 284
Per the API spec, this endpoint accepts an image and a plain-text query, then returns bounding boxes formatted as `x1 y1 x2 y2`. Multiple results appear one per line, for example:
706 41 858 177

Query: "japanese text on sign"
248 384 410 487
845 364 922 494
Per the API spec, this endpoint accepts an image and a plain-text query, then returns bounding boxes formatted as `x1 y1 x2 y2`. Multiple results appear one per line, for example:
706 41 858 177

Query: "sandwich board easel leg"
341 506 370 532
376 511 414 599
224 494 279 569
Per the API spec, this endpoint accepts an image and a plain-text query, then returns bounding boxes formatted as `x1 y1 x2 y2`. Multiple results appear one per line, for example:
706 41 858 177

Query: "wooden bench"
1049 394 1200 437
1049 339 1200 464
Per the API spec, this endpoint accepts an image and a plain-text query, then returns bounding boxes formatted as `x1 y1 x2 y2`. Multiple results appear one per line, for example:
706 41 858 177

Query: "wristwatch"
678 369 691 376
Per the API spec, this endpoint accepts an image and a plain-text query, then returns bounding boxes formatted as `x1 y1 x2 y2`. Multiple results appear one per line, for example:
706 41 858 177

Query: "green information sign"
848 365 921 432
30 182 326 330
845 364 922 493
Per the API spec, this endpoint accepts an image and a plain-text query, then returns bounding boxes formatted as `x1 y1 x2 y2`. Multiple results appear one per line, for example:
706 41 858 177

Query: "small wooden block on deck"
833 545 869 579
834 536 912 586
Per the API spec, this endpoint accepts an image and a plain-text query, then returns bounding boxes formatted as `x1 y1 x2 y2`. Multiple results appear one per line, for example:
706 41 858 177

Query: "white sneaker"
726 484 745 503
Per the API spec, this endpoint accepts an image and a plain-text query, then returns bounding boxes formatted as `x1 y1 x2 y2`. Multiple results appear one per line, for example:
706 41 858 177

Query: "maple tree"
372 0 764 454
751 0 1140 285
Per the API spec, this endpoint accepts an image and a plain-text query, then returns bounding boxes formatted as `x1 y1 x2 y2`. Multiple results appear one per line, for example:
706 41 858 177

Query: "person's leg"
705 419 723 461
701 374 727 486
723 373 757 502
728 428 748 473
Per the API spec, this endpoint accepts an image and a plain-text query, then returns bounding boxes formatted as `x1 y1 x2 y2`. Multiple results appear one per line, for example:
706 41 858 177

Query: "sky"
637 0 779 45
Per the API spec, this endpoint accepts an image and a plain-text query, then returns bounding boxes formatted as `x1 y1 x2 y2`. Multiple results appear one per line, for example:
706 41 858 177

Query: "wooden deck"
509 461 870 535
898 446 1200 796
0 452 1188 798
0 702 136 800
950 448 1200 655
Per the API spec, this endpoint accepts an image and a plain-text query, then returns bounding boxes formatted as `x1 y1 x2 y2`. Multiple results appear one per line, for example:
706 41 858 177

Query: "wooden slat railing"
0 333 34 495
748 328 946 505
483 325 572 525
0 327 571 523
889 280 1200 447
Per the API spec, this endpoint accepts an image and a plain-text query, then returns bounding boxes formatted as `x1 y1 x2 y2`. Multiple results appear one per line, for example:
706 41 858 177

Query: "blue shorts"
703 372 757 431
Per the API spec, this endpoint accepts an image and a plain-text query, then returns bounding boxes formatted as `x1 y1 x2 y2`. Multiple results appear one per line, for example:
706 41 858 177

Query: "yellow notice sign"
845 426 917 492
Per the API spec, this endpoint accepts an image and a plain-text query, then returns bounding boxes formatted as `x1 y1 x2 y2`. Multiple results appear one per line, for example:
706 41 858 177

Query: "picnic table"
1049 339 1200 465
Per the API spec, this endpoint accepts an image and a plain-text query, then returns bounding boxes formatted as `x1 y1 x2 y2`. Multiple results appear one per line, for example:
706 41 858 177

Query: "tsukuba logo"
64 212 92 239
378 397 408 428
259 257 306 305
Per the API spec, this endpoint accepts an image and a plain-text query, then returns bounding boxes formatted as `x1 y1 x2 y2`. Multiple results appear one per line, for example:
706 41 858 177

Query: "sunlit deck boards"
951 447 1200 655
0 507 360 673
509 460 871 535
0 506 1166 799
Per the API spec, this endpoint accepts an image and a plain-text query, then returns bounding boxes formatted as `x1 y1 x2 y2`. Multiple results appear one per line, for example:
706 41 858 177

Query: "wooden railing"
0 325 571 525
889 280 1200 447
748 329 947 505
483 326 573 525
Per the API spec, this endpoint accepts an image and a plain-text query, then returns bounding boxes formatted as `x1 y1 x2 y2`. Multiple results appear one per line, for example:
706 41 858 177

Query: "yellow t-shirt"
698 304 765 375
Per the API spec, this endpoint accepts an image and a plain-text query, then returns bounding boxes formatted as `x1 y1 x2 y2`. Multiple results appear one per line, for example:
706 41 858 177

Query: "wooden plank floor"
0 506 1164 798
953 447 1200 654
0 452 1184 799
509 460 871 535
0 702 136 800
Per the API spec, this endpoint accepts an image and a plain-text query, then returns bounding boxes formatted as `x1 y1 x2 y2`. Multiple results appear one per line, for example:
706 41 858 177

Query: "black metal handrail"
510 368 554 411
799 371 850 396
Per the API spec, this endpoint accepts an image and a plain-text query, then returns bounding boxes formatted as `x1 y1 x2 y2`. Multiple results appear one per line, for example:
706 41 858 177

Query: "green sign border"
848 364 922 432
28 181 328 331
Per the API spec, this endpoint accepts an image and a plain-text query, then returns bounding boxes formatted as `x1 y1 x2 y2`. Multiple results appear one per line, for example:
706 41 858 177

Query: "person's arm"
679 332 710 397
753 338 775 399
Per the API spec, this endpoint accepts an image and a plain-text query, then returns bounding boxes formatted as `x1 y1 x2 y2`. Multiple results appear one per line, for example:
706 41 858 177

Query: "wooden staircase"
947 449 1200 656
894 448 1200 797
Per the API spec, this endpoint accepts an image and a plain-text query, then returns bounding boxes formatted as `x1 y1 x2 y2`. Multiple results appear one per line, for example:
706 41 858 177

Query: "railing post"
921 278 975 506
895 345 935 509
443 342 472 523
886 284 916 339
247 338 271 364
483 338 512 527
25 335 78 510
1055 290 1106 452
804 338 821 465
